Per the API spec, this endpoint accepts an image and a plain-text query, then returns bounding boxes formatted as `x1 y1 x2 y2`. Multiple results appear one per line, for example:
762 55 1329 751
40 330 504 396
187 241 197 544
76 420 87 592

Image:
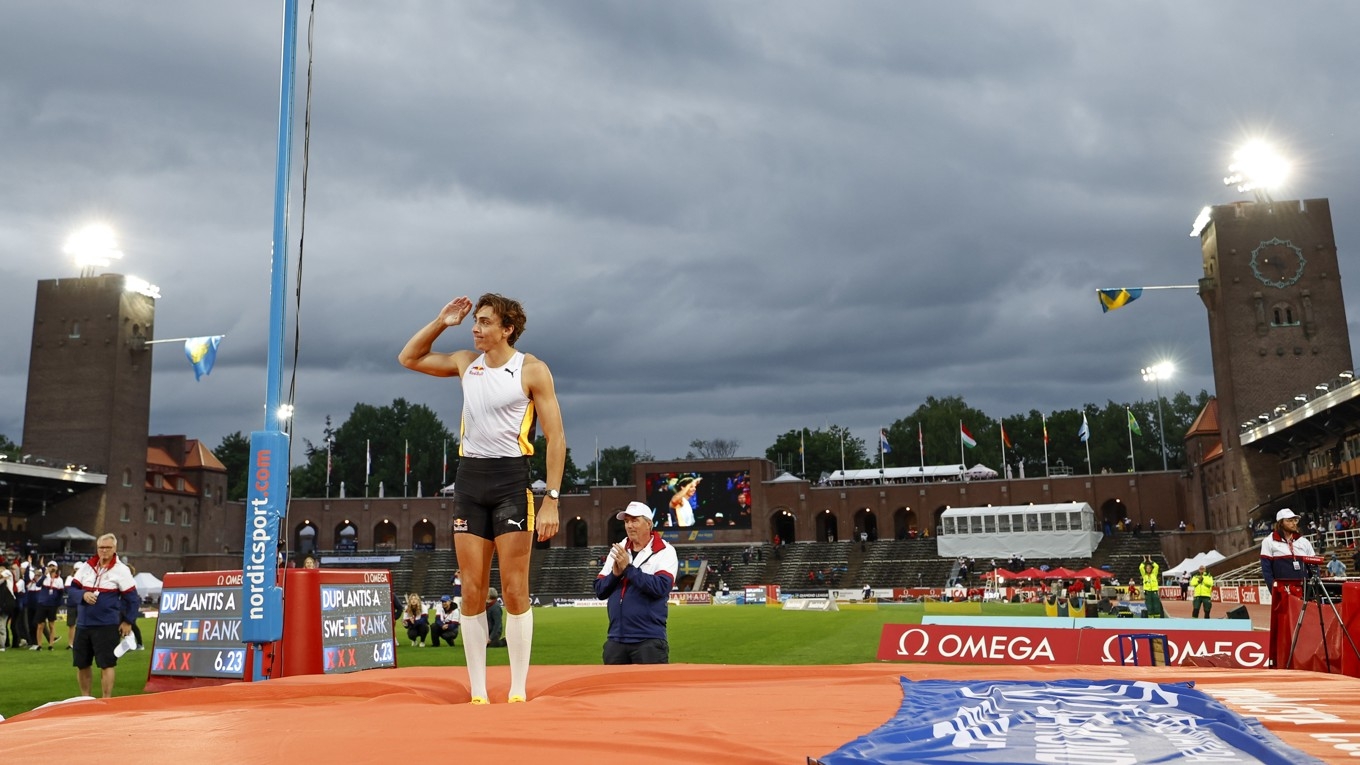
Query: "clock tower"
1197 198 1352 548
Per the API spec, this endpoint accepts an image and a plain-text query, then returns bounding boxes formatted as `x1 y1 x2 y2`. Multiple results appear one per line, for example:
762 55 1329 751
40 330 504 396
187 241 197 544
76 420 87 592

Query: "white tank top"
459 351 535 458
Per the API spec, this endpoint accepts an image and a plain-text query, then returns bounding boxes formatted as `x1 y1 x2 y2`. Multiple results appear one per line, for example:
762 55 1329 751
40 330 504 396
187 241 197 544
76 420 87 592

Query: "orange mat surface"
4 662 1360 763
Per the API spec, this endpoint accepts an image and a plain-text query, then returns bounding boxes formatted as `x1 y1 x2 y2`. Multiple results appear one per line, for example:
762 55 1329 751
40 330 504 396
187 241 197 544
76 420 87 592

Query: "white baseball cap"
616 501 654 522
1276 508 1299 522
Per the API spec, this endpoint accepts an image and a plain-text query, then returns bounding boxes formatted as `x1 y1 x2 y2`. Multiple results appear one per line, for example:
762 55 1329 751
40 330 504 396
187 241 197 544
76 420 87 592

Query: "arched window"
163 507 174 525
121 503 131 522
162 536 172 553
181 509 191 526
182 537 191 554
1271 302 1298 326
146 505 157 523
145 535 155 553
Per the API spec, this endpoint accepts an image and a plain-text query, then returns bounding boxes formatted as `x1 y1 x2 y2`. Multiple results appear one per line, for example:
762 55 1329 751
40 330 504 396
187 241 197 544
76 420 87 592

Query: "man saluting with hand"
400 293 565 704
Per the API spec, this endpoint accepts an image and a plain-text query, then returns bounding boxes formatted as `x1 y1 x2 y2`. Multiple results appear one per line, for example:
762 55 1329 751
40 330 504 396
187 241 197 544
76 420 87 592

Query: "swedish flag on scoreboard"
1098 288 1143 313
184 336 223 380
345 615 358 637
183 619 200 641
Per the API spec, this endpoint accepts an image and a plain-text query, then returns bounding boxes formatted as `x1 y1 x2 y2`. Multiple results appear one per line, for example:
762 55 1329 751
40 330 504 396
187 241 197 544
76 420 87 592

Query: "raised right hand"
439 296 473 327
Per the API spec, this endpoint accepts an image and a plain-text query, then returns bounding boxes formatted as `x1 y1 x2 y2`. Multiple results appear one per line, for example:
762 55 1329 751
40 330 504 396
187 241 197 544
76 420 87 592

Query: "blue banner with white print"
815 678 1319 764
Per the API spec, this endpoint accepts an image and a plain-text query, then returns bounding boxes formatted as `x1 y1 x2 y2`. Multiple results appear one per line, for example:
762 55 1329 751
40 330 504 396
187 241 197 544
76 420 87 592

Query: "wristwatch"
546 489 560 501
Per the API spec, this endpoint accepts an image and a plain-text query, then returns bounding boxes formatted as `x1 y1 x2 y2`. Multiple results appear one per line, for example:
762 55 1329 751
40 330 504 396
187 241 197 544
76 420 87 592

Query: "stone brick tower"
21 273 155 535
1196 198 1352 549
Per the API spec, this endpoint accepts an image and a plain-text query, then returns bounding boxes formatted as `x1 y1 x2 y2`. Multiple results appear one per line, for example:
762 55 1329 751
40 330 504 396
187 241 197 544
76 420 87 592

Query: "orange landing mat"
4 663 1360 763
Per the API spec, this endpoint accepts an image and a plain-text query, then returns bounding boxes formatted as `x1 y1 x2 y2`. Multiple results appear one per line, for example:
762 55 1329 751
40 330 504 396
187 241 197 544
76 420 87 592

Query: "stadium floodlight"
65 224 124 275
1140 362 1175 471
1223 141 1289 201
124 275 161 299
1189 206 1212 237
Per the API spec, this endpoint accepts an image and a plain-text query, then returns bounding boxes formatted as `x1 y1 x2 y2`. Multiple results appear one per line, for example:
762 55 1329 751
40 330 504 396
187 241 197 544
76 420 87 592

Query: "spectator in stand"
1327 553 1347 579
402 593 429 647
1190 566 1215 618
1177 520 1187 532
430 595 460 647
69 534 140 698
594 502 678 664
32 561 65 650
1149 518 1157 535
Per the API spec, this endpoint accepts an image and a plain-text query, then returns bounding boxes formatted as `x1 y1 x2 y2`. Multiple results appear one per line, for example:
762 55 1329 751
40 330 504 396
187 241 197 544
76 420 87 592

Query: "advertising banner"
877 623 1268 668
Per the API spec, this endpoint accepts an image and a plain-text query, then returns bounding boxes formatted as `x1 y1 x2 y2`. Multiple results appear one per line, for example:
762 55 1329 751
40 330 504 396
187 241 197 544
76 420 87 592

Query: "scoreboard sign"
146 568 397 689
318 574 396 673
152 571 248 680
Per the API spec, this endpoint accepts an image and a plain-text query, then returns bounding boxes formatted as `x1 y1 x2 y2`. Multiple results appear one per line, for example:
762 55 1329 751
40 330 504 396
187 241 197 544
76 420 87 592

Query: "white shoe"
418 640 425 647
410 640 415 647
30 645 40 651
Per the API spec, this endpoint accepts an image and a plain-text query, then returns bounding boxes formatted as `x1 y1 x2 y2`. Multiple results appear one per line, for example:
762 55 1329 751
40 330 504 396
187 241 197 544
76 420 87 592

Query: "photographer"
1138 555 1165 618
1260 508 1315 597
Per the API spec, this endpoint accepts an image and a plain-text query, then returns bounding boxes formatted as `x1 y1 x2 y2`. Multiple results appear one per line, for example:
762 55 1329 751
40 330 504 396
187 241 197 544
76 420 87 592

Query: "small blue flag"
1078 412 1090 443
880 429 892 454
184 336 223 380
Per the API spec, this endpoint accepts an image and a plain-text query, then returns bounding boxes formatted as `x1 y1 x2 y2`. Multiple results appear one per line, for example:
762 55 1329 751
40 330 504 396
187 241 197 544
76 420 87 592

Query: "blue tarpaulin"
816 678 1319 764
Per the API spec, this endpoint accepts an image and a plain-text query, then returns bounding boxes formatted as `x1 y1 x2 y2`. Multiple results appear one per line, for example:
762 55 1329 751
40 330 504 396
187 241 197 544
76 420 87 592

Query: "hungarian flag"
961 423 978 449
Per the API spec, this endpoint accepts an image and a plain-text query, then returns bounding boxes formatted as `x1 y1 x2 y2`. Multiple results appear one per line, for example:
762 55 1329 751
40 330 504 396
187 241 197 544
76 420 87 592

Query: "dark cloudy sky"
3 2 1359 465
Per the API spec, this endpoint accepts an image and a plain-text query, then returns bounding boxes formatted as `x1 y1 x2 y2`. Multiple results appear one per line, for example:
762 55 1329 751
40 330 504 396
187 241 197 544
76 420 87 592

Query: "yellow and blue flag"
184 336 223 380
1097 288 1143 313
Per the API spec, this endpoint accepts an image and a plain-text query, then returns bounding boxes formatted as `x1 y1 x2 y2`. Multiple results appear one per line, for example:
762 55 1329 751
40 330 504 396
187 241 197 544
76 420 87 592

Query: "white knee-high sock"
461 611 488 700
507 609 533 699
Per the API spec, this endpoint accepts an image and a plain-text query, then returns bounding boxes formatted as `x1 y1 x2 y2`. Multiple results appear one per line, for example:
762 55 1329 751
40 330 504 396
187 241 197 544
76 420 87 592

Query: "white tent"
1162 550 1227 578
133 572 163 601
964 463 998 480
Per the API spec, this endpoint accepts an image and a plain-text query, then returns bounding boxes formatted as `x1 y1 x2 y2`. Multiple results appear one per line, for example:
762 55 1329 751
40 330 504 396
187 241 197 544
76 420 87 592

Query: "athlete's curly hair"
475 293 528 346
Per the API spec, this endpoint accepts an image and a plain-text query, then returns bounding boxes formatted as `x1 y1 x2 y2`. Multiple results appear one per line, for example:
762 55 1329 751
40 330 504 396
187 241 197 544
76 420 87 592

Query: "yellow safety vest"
1139 562 1160 591
1191 573 1214 598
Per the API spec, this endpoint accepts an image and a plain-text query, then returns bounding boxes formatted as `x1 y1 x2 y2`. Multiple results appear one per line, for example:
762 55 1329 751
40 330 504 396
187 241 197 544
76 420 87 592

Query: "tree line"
211 391 1209 501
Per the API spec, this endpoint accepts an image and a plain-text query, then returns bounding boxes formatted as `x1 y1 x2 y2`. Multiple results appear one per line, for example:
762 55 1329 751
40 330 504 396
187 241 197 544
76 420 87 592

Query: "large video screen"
644 470 752 529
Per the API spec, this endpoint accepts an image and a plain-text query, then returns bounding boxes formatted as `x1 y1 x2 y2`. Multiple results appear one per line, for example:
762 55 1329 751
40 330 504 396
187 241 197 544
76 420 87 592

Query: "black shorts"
453 457 534 540
66 607 77 627
34 605 58 623
72 624 121 670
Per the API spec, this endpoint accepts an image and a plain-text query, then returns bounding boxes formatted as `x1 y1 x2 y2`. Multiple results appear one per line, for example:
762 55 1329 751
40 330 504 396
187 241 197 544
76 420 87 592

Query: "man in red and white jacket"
594 502 678 664
68 534 140 697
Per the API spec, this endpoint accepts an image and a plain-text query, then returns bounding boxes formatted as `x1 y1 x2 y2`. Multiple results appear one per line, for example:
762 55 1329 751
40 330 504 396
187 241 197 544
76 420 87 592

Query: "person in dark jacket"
485 588 505 648
33 561 66 650
594 502 679 664
69 534 140 697
0 568 16 650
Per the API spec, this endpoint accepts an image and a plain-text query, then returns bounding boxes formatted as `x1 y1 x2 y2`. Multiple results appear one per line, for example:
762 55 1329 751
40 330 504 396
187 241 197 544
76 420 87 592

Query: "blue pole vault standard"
241 0 299 681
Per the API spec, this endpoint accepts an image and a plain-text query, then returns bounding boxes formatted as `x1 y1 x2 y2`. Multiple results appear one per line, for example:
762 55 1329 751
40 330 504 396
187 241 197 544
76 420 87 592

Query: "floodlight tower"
23 225 155 536
1140 362 1173 471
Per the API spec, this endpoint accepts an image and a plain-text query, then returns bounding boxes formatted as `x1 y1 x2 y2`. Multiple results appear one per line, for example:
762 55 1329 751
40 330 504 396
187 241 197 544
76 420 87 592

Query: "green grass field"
0 602 1045 720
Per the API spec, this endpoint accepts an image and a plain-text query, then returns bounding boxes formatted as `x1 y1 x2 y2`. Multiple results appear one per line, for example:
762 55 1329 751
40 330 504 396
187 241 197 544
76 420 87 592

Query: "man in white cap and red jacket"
594 501 678 664
1261 508 1318 669
1260 508 1316 596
